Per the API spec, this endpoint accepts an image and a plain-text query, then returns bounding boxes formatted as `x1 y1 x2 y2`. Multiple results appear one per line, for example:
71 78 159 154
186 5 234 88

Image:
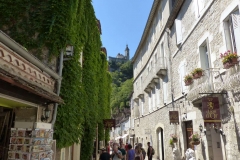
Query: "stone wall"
168 0 240 159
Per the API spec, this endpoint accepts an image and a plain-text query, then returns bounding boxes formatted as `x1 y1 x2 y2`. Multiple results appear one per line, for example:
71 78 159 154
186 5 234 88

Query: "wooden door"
185 121 193 149
0 109 14 160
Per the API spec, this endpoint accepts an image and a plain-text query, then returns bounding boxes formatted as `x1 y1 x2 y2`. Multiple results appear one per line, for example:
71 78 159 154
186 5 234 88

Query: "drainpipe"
0 30 60 80
51 50 64 127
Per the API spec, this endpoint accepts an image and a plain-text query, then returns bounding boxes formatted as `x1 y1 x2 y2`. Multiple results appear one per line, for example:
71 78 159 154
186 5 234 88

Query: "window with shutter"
179 62 186 93
141 98 144 115
231 12 240 53
156 83 160 108
175 18 182 45
223 10 240 53
152 87 156 110
163 75 168 103
148 93 151 112
199 40 210 70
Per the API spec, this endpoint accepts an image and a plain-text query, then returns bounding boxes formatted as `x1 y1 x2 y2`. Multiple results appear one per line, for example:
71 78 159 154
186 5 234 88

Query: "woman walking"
134 146 143 160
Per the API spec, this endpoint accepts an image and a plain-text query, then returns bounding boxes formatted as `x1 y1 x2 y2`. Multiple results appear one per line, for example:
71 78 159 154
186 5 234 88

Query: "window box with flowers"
220 51 238 69
191 68 204 79
184 74 193 86
189 132 201 145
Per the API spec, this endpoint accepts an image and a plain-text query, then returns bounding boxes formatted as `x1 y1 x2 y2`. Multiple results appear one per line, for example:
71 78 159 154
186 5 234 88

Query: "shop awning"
0 68 63 104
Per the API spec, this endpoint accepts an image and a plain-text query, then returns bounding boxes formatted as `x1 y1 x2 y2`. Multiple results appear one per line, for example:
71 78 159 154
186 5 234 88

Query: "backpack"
152 148 155 155
141 148 146 159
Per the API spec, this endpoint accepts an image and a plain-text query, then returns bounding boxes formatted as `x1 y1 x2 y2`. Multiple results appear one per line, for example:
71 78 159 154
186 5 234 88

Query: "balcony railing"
186 68 223 102
155 57 167 76
223 66 240 91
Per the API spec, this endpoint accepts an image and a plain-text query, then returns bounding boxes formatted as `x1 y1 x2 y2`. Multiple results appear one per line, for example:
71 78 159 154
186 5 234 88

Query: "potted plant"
170 134 178 143
191 68 204 79
220 50 238 69
184 74 193 86
189 132 201 145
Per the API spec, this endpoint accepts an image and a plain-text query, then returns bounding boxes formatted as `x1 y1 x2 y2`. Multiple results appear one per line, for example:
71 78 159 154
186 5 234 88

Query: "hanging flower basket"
191 68 204 79
184 74 193 86
230 57 238 64
223 62 234 69
172 138 178 143
193 71 203 79
220 51 238 69
190 140 200 145
189 132 201 146
185 79 193 86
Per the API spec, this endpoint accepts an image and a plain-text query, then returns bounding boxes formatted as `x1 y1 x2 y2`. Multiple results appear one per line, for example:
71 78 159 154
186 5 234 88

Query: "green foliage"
0 0 112 158
110 60 133 112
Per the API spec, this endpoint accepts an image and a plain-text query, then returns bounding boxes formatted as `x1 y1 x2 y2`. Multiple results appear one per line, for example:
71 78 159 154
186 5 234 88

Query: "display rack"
8 128 54 160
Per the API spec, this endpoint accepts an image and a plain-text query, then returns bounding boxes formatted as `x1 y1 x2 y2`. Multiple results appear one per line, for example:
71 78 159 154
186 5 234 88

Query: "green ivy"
0 0 112 158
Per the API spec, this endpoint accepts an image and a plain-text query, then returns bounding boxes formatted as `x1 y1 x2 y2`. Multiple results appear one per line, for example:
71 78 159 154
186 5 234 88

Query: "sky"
92 0 154 59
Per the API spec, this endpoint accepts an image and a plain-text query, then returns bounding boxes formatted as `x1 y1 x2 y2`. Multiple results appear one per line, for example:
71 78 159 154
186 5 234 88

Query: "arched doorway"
157 127 164 160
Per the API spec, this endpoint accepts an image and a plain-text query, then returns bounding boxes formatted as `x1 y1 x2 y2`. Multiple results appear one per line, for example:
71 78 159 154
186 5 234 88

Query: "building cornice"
132 0 160 63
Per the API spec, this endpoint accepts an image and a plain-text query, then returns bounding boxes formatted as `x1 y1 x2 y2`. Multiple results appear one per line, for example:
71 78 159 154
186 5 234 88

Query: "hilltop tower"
125 45 130 60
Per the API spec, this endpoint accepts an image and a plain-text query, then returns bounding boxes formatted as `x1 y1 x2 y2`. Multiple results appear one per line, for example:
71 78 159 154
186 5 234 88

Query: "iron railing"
186 68 223 101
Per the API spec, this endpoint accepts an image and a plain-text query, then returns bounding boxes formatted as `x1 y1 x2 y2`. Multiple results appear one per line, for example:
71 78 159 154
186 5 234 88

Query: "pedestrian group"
99 139 155 160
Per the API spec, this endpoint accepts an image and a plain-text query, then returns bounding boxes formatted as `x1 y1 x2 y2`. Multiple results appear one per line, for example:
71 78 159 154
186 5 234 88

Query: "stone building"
132 0 240 159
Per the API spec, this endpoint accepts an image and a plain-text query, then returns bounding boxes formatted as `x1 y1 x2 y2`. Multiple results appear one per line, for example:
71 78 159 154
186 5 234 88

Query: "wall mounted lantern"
199 124 206 135
41 106 51 122
219 128 225 136
199 124 203 132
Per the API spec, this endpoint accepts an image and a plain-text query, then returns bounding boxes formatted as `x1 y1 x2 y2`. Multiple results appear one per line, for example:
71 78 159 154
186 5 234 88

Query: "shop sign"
103 119 115 129
169 111 179 124
202 97 221 127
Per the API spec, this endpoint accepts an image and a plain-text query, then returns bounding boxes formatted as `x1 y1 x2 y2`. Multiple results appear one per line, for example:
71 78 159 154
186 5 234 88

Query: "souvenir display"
8 151 15 159
17 128 26 137
25 129 32 137
9 144 16 151
16 138 24 144
9 128 54 160
11 128 17 137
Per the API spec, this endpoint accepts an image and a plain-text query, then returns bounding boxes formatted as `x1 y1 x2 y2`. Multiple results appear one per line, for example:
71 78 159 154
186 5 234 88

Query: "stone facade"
132 0 240 160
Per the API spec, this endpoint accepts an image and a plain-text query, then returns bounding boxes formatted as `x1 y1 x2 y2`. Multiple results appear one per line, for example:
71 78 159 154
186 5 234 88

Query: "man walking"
147 142 153 160
111 143 123 160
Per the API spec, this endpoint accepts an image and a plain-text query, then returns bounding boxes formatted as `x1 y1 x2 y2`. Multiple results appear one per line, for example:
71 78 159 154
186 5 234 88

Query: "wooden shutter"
179 64 186 92
231 13 240 53
175 19 182 45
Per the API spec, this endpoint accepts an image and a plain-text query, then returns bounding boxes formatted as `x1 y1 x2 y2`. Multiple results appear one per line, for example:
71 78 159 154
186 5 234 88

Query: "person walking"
111 143 123 160
119 143 126 160
147 142 153 160
137 143 146 159
126 144 135 160
99 148 111 160
134 145 143 160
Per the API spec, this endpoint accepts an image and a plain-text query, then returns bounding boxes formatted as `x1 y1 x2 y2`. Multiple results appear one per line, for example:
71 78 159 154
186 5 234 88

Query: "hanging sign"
202 97 221 127
103 119 115 129
169 111 179 124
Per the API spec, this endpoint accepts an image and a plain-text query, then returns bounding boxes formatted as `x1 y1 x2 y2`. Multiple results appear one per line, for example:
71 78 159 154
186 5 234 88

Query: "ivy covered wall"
0 0 111 158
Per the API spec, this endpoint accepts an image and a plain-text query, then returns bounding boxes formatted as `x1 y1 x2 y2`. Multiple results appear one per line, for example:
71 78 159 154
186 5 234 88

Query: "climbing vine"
0 0 112 158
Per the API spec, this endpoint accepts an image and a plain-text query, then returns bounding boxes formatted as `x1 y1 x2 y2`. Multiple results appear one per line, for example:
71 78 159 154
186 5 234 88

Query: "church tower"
125 45 130 60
